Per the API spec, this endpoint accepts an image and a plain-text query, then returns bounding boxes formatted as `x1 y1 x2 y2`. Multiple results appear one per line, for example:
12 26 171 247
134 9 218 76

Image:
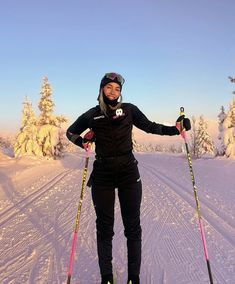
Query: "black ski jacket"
66 103 179 158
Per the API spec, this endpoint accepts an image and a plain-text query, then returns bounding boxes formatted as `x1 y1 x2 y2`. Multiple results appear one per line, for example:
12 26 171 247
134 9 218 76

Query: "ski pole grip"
180 107 185 116
179 107 187 140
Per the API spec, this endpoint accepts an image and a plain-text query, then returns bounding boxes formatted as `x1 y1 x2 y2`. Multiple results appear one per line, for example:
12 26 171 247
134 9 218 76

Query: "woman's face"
103 82 121 100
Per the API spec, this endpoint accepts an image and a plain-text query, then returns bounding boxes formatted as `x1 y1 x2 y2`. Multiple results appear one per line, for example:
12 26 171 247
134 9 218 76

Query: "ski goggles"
104 72 125 85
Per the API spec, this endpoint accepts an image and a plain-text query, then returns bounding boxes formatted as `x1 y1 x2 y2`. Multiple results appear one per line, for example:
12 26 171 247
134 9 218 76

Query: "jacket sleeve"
131 104 179 136
66 108 94 148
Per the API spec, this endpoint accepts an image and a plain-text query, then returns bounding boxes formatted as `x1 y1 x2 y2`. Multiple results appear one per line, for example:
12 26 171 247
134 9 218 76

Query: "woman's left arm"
131 104 183 136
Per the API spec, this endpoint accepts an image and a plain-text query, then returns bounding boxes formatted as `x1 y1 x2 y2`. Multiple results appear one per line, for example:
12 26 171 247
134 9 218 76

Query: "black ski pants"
89 153 142 277
91 180 142 277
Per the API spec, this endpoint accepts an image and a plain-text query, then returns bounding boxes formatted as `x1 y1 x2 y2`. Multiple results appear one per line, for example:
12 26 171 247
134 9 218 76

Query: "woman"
66 72 191 284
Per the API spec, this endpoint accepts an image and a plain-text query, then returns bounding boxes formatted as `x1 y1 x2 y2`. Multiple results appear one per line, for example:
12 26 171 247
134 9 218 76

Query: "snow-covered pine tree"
217 106 227 156
14 97 41 157
190 116 215 158
168 143 182 154
0 136 12 149
223 77 235 157
155 144 164 152
132 132 139 152
190 116 199 157
0 135 14 157
196 115 215 157
132 132 145 152
38 76 55 125
37 76 68 158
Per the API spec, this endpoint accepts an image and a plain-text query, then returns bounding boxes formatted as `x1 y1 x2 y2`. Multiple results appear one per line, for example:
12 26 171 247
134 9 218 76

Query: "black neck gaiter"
103 94 119 107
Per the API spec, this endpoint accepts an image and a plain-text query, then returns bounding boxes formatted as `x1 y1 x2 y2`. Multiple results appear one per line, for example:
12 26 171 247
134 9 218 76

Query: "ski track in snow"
0 153 234 283
140 161 235 284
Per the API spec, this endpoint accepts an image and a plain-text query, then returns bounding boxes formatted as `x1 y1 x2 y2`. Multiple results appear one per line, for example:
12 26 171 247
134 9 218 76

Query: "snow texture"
0 151 234 284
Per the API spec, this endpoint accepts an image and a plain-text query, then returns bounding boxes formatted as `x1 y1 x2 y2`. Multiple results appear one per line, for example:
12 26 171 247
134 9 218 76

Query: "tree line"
1 76 234 159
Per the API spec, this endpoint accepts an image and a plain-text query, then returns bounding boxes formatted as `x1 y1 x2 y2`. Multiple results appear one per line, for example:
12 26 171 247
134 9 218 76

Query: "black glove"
83 129 96 143
82 129 95 151
176 115 191 133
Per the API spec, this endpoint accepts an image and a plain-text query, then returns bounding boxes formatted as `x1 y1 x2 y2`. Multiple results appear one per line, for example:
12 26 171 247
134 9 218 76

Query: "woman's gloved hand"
176 115 191 133
82 129 95 151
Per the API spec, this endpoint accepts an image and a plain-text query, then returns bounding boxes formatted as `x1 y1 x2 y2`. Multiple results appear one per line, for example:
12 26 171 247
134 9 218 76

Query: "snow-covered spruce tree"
190 116 199 158
217 106 227 156
155 144 163 152
14 97 41 157
14 77 68 159
168 143 182 154
196 116 215 157
190 116 215 158
38 76 55 125
132 132 149 152
145 143 154 152
132 132 140 152
0 136 12 149
37 77 68 158
223 76 235 157
0 136 13 157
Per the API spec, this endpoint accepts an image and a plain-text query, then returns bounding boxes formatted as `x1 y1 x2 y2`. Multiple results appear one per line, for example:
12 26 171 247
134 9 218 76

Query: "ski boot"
101 274 113 284
127 275 140 284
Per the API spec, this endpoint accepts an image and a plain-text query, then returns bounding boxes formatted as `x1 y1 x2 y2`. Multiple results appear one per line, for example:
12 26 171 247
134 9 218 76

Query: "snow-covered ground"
0 151 234 284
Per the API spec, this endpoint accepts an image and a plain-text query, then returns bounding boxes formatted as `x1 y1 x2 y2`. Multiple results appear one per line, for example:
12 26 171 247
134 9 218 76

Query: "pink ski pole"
66 144 91 284
179 107 213 284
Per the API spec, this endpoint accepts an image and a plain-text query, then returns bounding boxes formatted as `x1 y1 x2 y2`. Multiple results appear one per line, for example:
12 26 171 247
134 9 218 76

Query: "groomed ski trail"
0 153 234 283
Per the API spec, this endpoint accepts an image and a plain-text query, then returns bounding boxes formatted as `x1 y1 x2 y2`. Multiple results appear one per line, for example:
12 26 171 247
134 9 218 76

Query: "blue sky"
1 0 235 132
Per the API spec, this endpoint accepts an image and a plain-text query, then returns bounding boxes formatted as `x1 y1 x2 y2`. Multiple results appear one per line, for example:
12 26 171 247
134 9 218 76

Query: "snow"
0 151 234 283
13 77 68 159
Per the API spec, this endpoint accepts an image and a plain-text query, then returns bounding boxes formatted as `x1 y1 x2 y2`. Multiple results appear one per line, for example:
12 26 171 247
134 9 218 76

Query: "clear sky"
1 0 235 132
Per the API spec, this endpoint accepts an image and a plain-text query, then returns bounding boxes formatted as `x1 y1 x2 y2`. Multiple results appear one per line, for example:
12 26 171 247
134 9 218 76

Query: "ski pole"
179 107 214 284
66 144 91 284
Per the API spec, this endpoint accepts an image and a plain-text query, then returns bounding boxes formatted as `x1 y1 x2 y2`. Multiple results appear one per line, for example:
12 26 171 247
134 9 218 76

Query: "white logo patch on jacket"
113 108 125 120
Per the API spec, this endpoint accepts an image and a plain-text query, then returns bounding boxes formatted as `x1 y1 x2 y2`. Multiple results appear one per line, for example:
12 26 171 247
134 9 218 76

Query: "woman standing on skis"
66 72 191 284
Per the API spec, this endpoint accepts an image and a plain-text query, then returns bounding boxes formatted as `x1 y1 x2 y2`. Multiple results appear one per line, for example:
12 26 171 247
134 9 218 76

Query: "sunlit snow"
0 151 234 283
